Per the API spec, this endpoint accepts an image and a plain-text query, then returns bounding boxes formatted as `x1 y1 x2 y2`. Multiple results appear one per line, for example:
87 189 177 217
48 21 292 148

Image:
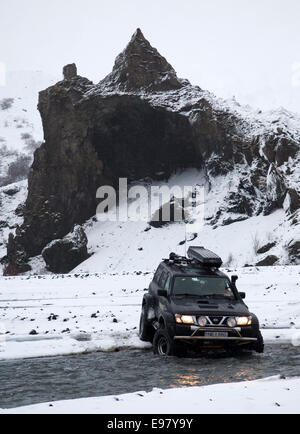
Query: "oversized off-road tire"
253 331 264 354
139 307 155 343
153 328 186 357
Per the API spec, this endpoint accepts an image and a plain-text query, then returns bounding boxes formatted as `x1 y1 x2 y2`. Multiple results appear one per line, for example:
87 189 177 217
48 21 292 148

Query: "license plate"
205 332 228 338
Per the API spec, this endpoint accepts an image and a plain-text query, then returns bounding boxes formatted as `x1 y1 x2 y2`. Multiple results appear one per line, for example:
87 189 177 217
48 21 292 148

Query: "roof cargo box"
187 246 223 268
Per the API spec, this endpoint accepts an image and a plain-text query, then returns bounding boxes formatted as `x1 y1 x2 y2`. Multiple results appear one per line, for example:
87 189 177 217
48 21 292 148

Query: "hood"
170 297 250 317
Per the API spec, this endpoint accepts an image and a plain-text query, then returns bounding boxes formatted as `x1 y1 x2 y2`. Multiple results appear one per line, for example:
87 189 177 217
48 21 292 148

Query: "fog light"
198 316 207 327
227 317 237 328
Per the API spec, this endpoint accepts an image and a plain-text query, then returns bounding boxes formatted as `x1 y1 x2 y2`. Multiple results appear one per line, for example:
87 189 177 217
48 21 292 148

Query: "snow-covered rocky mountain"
0 71 58 186
1 29 300 275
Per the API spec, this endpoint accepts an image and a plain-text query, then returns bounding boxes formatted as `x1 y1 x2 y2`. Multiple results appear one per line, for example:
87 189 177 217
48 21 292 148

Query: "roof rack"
164 252 189 266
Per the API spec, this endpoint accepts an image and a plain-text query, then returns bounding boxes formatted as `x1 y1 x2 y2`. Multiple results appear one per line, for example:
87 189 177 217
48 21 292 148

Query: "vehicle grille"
208 316 225 326
196 316 231 327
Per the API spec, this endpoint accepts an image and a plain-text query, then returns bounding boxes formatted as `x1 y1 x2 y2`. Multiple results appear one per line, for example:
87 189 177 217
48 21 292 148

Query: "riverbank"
2 376 299 414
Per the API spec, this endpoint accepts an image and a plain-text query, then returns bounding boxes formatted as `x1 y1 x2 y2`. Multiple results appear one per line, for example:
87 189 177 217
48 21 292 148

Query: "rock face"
63 63 78 80
287 240 300 264
42 225 89 273
4 29 300 274
149 197 187 228
284 188 300 215
3 232 31 276
256 255 279 267
100 28 184 92
257 242 277 255
3 186 20 196
265 163 287 214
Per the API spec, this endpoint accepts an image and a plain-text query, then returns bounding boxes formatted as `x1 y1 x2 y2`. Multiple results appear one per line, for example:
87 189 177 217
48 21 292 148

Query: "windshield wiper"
175 293 200 297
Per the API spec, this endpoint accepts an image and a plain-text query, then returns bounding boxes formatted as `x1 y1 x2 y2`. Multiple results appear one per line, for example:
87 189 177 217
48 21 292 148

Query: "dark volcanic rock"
63 63 78 80
15 203 25 217
256 255 279 267
222 216 248 226
42 225 89 274
206 157 234 177
100 28 184 92
29 330 38 336
0 220 8 229
225 192 253 216
263 135 299 166
284 188 300 215
264 164 287 215
3 232 31 276
149 197 188 228
90 95 199 184
3 186 20 196
14 73 97 257
257 242 277 255
287 240 300 264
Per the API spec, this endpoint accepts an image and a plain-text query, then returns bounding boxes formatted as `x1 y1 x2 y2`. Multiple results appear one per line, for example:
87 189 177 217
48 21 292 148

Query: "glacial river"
1 344 299 409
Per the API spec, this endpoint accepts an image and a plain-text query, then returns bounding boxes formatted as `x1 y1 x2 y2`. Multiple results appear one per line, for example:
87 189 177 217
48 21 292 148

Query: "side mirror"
231 275 239 285
239 292 246 300
158 289 168 298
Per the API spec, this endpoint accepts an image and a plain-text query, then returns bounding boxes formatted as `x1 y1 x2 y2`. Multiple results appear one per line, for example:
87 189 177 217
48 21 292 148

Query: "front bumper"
173 324 257 345
174 336 257 342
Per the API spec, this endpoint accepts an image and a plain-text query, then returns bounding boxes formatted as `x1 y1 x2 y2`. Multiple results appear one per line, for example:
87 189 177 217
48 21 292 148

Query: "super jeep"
139 247 264 357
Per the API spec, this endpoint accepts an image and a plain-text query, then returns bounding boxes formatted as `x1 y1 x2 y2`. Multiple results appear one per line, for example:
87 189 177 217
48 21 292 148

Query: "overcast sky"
1 0 300 112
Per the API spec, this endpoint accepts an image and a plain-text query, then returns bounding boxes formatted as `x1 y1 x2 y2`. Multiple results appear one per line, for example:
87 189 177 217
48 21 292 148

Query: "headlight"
227 317 237 328
236 316 252 326
175 314 194 325
198 316 207 327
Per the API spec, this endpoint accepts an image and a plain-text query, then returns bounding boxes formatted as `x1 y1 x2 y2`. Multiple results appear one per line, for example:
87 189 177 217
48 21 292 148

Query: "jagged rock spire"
63 63 78 80
100 28 185 92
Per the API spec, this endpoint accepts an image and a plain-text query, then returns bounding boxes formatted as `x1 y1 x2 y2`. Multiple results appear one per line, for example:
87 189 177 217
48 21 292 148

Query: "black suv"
139 247 264 356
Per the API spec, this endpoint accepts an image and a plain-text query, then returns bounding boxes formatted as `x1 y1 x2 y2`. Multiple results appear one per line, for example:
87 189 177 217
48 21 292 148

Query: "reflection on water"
0 344 299 409
172 374 202 387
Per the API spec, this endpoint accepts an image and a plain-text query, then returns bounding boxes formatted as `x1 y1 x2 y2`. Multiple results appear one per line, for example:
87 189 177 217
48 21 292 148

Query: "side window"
154 265 163 283
164 275 171 294
159 271 167 288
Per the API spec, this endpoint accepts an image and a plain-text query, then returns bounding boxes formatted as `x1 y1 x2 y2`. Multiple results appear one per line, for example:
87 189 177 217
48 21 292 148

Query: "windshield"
172 276 235 299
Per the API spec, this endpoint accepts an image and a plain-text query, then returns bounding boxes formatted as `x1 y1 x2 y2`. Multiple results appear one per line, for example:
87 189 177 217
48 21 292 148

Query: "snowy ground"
2 376 299 414
0 265 299 361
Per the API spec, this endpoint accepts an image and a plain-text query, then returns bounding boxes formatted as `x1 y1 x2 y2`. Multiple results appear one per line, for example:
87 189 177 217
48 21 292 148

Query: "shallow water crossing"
0 344 299 409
